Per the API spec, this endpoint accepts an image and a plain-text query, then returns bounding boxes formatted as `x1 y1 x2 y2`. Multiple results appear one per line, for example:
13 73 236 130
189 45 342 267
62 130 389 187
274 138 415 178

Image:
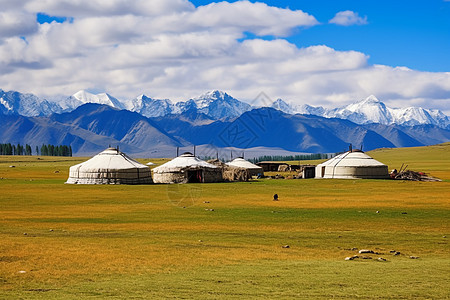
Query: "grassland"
0 144 449 299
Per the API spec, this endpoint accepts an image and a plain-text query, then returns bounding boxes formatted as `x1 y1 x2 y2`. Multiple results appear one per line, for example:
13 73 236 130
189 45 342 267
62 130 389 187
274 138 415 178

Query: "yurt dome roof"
153 154 218 173
70 147 149 171
318 151 386 168
226 158 263 170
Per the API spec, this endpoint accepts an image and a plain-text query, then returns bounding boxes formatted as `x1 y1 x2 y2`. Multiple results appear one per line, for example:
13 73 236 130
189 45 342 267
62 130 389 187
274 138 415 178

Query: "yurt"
152 152 222 184
66 147 153 184
315 150 389 179
208 159 250 182
226 157 264 177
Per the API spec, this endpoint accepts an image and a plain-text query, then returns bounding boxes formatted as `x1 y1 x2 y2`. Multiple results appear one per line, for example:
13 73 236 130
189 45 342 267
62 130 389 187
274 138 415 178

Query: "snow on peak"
186 90 252 119
72 90 124 109
136 94 148 101
199 90 227 100
390 106 448 127
361 95 380 104
271 99 327 116
191 90 230 109
73 90 93 102
295 95 449 128
0 89 59 116
0 96 13 111
271 99 298 114
298 104 326 116
2 88 448 129
129 94 175 118
335 95 391 124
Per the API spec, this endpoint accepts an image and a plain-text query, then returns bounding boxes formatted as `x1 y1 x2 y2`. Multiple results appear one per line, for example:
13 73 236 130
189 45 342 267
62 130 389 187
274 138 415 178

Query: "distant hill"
155 107 449 153
368 142 450 180
0 104 182 156
1 104 449 157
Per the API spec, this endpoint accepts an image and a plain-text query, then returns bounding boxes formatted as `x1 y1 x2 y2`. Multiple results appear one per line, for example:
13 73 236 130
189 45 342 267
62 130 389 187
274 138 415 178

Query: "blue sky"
1 0 449 113
191 0 450 72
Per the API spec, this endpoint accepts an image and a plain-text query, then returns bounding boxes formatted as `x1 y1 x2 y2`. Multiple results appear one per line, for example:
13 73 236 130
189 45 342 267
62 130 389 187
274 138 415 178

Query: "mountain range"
126 90 252 119
272 95 450 129
1 103 449 157
1 88 449 129
2 88 449 157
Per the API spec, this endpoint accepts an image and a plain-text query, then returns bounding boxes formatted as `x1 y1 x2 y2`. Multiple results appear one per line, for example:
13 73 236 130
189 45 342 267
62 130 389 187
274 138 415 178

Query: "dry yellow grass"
0 145 449 298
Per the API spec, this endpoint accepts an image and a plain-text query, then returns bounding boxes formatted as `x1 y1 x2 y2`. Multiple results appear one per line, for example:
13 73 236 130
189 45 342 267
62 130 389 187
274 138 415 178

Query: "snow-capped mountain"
327 95 393 125
130 90 252 119
298 104 327 116
182 90 252 119
0 89 61 117
271 99 298 114
128 95 177 118
390 106 449 128
271 95 450 129
3 104 449 157
1 88 449 129
48 90 126 113
328 95 450 127
66 90 125 110
271 99 327 116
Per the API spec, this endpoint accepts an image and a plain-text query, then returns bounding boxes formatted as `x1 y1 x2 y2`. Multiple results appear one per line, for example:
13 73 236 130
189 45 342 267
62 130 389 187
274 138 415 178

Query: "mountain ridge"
3 104 449 157
272 95 450 129
1 88 449 129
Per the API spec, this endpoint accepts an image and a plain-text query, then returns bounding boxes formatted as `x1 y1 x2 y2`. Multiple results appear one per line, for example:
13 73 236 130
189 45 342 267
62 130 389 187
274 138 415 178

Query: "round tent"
152 153 222 184
315 150 389 179
66 147 152 184
226 157 264 177
208 158 250 182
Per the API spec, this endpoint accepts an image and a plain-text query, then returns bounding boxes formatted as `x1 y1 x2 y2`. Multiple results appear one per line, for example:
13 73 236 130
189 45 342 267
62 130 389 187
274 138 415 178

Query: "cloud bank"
0 0 449 114
329 10 368 26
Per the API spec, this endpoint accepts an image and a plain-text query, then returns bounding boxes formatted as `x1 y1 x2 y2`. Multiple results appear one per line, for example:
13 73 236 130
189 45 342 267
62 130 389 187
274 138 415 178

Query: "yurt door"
187 170 203 183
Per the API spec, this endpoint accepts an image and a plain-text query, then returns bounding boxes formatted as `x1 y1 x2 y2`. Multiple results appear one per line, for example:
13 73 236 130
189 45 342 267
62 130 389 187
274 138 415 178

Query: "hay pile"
207 159 250 182
394 170 441 182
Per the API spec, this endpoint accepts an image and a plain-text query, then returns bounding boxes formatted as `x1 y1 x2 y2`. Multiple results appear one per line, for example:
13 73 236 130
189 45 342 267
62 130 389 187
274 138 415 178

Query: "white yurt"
66 147 153 184
315 150 389 179
208 158 250 182
152 152 222 184
226 157 264 177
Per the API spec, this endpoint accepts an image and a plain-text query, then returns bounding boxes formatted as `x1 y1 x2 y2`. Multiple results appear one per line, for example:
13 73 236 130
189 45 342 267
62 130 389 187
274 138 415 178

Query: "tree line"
0 143 72 157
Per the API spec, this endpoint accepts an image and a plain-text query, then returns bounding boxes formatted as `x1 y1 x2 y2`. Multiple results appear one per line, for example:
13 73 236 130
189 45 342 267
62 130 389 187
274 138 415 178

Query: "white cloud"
25 0 195 17
189 1 319 36
0 0 29 10
0 1 449 115
329 10 368 26
0 11 37 38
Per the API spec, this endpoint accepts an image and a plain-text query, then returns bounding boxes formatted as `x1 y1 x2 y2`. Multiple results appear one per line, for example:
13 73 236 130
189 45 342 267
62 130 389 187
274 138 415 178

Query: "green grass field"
1 144 449 299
